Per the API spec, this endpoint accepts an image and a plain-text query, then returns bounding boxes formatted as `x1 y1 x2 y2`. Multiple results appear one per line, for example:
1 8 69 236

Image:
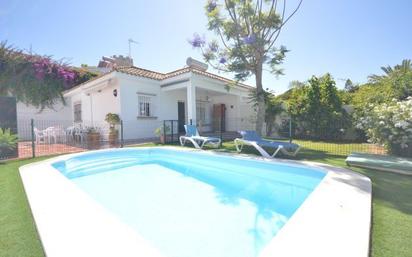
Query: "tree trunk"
266 118 274 137
255 64 265 135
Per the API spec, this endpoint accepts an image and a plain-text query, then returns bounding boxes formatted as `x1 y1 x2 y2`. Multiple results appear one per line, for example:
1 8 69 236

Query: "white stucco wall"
16 100 73 140
87 84 121 126
62 71 255 141
119 73 169 140
16 100 72 121
60 73 121 141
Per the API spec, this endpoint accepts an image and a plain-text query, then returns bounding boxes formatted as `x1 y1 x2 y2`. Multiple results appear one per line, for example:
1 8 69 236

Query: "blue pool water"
53 148 326 257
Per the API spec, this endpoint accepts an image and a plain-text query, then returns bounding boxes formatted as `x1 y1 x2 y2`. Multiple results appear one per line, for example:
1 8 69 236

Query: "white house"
58 58 256 141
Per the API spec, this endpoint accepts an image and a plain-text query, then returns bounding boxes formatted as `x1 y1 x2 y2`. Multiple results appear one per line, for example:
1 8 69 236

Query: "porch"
160 75 255 134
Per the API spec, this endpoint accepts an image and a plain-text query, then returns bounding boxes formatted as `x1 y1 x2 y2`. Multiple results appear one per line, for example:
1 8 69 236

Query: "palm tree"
368 59 412 100
369 59 412 83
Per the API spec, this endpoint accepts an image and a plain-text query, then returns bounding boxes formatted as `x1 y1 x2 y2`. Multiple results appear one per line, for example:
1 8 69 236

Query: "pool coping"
19 146 371 257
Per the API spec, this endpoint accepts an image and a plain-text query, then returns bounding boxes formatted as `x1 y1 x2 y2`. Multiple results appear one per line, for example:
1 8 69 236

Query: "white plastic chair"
66 126 75 143
44 127 57 144
74 126 86 144
33 128 46 144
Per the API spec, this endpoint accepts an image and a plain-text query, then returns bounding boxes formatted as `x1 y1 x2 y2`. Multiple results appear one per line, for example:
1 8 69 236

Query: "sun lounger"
179 125 221 149
234 130 300 158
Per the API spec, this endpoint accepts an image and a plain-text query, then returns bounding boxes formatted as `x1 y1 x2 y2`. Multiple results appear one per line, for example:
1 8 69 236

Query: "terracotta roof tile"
115 66 165 80
115 66 253 89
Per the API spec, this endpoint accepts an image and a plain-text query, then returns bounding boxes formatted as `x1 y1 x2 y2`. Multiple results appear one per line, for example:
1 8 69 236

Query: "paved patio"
18 142 86 159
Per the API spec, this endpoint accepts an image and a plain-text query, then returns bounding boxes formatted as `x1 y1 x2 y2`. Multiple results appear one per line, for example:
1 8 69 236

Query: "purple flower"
242 34 256 45
29 55 76 84
189 33 206 48
34 70 45 80
219 57 227 64
68 72 76 80
58 69 76 82
207 0 217 12
208 42 218 52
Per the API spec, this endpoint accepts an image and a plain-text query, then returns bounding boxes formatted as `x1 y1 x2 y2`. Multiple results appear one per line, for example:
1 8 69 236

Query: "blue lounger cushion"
239 130 299 151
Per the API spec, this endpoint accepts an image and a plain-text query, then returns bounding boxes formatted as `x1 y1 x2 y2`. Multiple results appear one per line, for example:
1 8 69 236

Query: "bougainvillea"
356 97 412 156
27 55 76 88
0 42 96 110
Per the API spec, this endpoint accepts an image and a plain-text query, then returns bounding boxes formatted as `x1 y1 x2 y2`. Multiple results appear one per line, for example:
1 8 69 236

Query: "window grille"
138 95 152 117
73 102 82 122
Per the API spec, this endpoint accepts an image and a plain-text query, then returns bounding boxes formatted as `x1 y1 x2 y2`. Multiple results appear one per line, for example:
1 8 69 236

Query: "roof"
64 65 254 95
115 66 254 89
115 66 165 80
63 71 115 95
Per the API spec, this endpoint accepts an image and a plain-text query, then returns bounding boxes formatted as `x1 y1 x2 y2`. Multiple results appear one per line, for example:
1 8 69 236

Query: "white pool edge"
19 147 371 257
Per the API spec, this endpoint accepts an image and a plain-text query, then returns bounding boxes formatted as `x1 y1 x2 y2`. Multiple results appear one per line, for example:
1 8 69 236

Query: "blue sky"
1 0 411 93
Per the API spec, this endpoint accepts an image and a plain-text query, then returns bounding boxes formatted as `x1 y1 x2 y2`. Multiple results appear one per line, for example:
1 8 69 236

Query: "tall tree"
368 59 412 100
344 78 358 92
285 74 347 139
249 89 284 136
190 0 303 134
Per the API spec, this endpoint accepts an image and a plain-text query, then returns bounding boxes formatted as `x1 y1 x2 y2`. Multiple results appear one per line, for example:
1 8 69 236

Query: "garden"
1 143 412 257
1 0 411 256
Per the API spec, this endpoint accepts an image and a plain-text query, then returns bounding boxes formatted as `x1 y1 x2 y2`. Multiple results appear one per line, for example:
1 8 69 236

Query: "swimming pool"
51 148 325 257
20 147 372 257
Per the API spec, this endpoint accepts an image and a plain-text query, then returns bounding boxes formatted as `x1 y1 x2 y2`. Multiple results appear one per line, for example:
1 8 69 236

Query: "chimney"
98 55 133 68
186 57 208 71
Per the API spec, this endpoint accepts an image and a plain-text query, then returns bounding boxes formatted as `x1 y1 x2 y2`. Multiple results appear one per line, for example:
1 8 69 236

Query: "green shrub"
0 128 18 151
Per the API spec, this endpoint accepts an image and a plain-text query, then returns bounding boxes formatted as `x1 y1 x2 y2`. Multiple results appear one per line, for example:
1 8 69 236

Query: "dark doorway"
213 104 226 132
178 102 185 133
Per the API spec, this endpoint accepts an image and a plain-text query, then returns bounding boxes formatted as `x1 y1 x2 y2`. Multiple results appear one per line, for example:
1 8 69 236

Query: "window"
138 95 152 117
73 102 82 122
196 102 207 122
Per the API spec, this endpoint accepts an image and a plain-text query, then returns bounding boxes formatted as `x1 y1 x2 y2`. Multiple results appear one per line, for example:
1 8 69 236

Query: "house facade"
60 59 256 141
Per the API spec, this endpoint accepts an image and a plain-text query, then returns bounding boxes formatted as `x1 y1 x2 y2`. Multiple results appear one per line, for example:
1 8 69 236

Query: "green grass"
0 157 47 257
1 142 411 257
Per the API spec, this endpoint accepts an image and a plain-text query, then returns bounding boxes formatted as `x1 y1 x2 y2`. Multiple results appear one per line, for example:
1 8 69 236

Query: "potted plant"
154 125 170 144
86 126 101 149
0 128 18 160
105 113 121 146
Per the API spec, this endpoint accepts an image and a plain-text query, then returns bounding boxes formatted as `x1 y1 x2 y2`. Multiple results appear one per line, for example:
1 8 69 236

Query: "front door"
213 104 226 132
178 102 185 133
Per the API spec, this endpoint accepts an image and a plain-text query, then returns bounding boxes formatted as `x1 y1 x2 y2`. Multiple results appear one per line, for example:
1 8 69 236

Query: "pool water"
53 148 326 257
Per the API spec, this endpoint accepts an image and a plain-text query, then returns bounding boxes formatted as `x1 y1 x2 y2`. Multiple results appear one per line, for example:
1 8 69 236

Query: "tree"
189 0 303 135
264 94 284 136
249 88 283 136
344 79 358 93
350 59 412 117
289 80 306 89
285 74 348 139
0 42 96 110
368 59 412 100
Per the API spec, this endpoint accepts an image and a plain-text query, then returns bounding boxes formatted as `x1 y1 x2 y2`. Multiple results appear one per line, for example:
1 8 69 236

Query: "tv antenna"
128 38 139 59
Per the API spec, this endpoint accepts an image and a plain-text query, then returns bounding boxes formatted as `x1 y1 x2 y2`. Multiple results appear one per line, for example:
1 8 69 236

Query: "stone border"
19 147 371 257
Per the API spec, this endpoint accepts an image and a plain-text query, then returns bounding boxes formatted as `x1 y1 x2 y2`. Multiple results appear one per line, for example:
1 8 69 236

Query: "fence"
0 118 173 160
161 117 386 157
0 117 386 161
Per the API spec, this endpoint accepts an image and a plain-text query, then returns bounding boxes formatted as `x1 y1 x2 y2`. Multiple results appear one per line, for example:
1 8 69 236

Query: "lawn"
0 157 47 257
1 143 411 257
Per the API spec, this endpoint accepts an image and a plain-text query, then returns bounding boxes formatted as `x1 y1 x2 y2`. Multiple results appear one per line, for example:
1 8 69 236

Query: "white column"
186 81 197 125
